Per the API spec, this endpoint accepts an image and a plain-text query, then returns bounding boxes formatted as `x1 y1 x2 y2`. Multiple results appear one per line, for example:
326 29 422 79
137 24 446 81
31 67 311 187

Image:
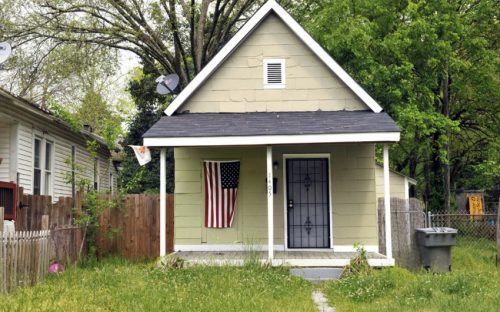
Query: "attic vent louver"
264 59 285 89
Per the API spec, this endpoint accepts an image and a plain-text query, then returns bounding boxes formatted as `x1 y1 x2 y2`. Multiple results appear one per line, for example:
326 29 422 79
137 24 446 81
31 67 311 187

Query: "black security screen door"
286 158 330 248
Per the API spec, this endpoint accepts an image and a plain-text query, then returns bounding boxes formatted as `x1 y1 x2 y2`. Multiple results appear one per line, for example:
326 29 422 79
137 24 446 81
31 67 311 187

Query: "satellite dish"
156 74 180 95
0 42 12 64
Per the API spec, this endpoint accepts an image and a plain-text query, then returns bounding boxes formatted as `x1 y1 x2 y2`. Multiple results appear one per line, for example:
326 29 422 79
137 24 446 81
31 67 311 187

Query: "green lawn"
1 260 315 311
321 240 500 312
2 241 499 311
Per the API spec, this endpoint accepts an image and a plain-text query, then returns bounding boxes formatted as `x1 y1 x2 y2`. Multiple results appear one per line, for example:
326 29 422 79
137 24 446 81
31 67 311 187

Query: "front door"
286 158 330 248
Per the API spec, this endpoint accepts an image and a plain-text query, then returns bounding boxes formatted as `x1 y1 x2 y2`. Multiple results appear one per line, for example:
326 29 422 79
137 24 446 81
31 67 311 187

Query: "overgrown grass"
1 258 315 311
321 242 500 312
2 241 498 311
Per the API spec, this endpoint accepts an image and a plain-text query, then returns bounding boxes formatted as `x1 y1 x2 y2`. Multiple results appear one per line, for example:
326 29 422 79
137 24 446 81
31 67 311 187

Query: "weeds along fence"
378 198 426 270
1 208 50 294
97 194 174 260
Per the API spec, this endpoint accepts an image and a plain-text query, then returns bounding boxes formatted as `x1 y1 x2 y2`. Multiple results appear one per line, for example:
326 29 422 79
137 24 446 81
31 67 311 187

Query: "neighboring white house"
0 88 118 200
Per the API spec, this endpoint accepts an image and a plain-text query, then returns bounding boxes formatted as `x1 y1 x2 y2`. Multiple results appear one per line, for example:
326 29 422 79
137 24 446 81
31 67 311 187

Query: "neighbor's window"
44 141 53 195
263 59 286 89
93 158 99 191
109 172 113 194
33 137 53 196
71 146 76 197
33 137 42 195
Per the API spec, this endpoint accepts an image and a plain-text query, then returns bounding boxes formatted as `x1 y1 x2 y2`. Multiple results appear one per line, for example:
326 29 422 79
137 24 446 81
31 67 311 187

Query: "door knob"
288 200 294 209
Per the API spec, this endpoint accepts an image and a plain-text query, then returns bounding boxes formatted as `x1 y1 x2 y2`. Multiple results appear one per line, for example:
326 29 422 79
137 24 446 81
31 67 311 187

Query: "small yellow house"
144 0 400 267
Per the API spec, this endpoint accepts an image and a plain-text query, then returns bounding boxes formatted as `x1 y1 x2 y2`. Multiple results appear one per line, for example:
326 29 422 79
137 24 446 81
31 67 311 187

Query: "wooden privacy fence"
378 197 425 270
1 208 50 294
97 194 174 260
16 190 86 264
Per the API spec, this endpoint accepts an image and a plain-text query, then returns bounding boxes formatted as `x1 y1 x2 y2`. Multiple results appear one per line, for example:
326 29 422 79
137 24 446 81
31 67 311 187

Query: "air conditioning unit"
0 181 16 221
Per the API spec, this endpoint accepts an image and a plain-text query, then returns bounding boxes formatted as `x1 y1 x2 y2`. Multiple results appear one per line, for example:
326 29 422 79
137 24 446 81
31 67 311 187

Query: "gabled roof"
0 88 110 152
164 0 383 116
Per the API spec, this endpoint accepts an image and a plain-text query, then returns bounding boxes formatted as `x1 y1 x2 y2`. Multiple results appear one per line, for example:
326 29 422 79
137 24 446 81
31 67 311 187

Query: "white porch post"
160 148 167 257
266 146 274 260
383 144 393 259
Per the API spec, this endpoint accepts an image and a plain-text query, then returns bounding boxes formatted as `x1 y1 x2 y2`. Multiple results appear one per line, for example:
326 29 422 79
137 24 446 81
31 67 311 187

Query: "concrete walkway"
289 268 343 283
312 290 335 312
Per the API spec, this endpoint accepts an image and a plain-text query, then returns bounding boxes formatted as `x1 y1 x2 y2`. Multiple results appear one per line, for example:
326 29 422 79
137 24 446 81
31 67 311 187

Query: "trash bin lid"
416 227 458 234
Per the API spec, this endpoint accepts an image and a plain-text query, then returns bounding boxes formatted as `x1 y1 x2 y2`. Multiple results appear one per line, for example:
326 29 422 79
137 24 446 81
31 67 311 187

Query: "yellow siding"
181 14 368 113
174 143 378 247
375 166 408 200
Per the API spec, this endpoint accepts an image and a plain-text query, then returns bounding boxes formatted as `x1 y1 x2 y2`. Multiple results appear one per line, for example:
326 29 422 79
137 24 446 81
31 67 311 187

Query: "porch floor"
174 250 393 267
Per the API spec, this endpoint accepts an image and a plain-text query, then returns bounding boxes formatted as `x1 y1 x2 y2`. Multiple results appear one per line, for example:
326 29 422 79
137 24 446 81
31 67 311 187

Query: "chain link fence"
379 197 500 270
429 210 499 269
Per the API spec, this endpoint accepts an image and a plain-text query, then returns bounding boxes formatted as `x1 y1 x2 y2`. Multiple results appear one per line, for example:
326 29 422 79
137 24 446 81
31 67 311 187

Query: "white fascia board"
143 132 400 147
164 0 383 116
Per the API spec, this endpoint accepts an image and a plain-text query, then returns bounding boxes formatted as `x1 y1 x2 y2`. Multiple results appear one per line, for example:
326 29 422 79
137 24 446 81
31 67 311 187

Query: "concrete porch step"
289 268 344 283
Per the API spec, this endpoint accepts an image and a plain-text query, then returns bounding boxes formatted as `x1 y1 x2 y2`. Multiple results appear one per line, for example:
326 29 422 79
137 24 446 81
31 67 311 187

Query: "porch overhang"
143 111 400 147
151 111 399 264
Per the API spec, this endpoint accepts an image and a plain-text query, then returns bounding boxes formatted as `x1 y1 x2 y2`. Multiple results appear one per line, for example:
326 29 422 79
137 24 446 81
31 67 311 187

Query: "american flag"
204 161 240 228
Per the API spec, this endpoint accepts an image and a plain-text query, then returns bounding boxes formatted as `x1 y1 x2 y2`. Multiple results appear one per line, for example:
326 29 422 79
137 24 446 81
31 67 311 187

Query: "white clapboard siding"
17 123 33 194
13 121 116 199
0 123 10 181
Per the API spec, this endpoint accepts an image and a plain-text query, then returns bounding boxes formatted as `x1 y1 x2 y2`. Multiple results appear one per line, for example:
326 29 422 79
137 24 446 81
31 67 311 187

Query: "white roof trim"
144 132 400 147
164 0 383 116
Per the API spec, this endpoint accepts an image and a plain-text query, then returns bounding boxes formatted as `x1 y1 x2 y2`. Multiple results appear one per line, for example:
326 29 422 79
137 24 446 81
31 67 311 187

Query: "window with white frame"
109 171 113 194
71 146 76 197
33 136 54 196
44 140 53 195
93 158 99 191
263 59 286 89
33 137 42 195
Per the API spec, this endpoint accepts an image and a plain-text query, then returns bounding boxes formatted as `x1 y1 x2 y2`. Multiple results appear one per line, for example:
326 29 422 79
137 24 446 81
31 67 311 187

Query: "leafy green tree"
2 0 268 193
295 0 499 210
3 0 263 89
74 88 124 149
120 62 174 194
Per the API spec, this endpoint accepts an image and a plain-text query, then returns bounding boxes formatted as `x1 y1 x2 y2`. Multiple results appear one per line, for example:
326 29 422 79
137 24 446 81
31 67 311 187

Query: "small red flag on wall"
204 161 240 228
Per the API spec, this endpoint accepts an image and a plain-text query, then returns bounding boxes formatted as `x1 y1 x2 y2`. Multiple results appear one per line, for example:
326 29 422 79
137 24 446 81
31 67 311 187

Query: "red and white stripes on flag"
204 160 240 228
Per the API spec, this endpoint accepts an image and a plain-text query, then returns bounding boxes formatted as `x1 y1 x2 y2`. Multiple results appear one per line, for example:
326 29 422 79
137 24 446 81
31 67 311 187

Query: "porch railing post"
160 148 167 257
383 144 393 259
266 146 274 260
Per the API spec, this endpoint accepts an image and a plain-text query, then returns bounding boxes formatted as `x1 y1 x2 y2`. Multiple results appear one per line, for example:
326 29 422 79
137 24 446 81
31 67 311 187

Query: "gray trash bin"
416 227 457 272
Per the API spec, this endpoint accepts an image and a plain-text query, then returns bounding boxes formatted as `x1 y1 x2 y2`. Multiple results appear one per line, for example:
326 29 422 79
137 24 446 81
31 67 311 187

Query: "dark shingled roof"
143 111 399 138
